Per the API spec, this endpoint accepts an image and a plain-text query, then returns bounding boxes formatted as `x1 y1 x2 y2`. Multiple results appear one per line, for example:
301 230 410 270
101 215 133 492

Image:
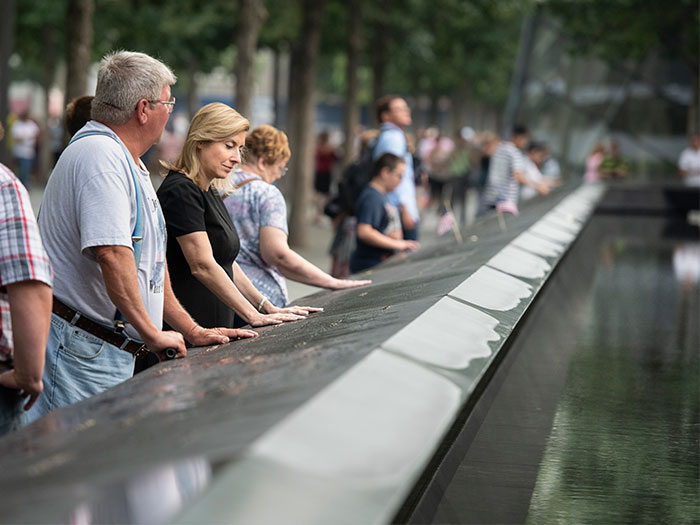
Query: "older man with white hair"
28 51 255 422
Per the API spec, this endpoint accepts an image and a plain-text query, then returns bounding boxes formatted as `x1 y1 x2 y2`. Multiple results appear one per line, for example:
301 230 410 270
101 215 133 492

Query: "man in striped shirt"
0 125 53 435
480 124 549 215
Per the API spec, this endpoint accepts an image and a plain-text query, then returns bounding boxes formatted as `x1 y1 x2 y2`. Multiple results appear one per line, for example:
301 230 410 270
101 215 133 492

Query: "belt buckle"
133 344 150 360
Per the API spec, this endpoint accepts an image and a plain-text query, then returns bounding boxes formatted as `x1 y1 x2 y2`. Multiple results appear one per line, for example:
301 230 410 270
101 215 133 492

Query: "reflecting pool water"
414 215 699 524
528 219 699 524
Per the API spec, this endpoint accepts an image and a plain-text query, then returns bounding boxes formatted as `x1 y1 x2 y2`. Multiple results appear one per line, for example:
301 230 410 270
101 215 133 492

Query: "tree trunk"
428 92 440 128
273 47 282 128
275 41 296 200
0 0 16 164
341 0 362 168
450 80 470 138
234 0 267 120
39 24 59 184
689 66 699 136
64 0 94 144
287 0 324 248
186 56 198 119
370 0 391 126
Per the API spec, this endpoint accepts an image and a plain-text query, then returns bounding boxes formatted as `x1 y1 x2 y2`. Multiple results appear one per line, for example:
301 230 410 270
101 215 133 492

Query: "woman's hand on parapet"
276 305 324 316
186 325 258 347
328 278 372 290
248 312 306 327
227 328 259 340
188 326 258 346
263 302 323 317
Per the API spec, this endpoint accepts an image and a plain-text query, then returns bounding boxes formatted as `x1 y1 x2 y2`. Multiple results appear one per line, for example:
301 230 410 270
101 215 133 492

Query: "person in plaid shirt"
0 124 53 435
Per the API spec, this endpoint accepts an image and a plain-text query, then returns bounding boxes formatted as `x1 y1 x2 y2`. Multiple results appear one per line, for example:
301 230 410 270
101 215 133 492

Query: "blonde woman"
157 103 319 329
223 124 370 313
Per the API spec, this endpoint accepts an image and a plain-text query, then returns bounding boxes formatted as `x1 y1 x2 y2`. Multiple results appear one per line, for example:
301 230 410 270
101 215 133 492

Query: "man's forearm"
6 280 52 391
95 245 161 344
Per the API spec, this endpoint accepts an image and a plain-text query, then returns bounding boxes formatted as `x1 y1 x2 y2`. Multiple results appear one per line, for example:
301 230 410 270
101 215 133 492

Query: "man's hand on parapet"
147 330 187 359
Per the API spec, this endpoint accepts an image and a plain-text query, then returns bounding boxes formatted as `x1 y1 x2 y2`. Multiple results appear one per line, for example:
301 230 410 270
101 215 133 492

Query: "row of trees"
4 1 696 243
2 0 530 245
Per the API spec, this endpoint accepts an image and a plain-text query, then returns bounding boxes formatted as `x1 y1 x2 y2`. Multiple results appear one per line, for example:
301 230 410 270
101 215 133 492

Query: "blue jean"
25 314 135 424
403 226 419 241
14 156 34 189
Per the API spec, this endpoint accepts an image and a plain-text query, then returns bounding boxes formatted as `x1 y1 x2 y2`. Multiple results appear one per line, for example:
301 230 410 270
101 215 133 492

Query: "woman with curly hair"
223 125 370 318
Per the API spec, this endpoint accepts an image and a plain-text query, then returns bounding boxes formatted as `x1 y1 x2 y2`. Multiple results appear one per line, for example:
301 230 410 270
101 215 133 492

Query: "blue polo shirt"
373 123 419 225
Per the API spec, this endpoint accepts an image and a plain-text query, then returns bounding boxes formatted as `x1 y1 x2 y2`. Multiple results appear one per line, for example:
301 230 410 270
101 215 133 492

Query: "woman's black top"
157 170 240 328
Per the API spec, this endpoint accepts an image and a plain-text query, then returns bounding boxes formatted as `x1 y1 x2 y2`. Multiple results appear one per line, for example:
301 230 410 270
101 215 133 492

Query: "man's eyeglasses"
148 97 176 113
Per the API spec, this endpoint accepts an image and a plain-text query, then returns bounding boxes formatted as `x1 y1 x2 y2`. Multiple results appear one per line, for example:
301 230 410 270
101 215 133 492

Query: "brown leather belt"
52 297 149 359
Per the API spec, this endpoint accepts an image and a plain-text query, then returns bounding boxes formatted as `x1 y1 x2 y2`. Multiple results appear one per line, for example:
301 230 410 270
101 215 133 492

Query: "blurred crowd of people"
319 100 564 277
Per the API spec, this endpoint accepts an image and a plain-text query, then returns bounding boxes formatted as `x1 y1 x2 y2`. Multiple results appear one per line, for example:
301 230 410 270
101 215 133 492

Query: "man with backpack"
326 129 379 277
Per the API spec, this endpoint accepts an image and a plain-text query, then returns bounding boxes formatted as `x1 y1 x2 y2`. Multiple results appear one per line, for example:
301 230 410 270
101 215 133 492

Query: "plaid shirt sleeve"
0 164 53 359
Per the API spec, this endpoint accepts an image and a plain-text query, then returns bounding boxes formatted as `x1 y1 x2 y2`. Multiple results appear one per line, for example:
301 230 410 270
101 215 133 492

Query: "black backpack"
324 143 375 219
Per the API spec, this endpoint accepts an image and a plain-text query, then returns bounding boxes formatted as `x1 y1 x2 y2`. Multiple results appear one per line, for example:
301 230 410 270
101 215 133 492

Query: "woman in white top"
10 112 40 189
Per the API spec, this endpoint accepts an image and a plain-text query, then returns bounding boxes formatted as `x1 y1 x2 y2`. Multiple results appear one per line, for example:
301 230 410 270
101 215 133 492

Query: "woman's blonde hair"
244 125 291 166
162 102 250 193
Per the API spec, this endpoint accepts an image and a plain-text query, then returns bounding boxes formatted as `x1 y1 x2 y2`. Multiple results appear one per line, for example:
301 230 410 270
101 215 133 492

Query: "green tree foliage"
389 0 529 105
13 0 237 89
543 0 699 133
311 0 530 113
544 0 699 68
14 0 65 82
12 0 534 126
13 0 532 111
258 0 301 48
93 0 235 75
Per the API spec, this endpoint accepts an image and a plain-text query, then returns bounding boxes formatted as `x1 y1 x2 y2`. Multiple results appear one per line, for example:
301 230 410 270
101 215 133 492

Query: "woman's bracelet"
257 296 268 312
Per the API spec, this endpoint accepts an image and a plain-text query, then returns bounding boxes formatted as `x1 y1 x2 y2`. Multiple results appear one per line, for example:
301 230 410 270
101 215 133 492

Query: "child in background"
350 153 419 273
